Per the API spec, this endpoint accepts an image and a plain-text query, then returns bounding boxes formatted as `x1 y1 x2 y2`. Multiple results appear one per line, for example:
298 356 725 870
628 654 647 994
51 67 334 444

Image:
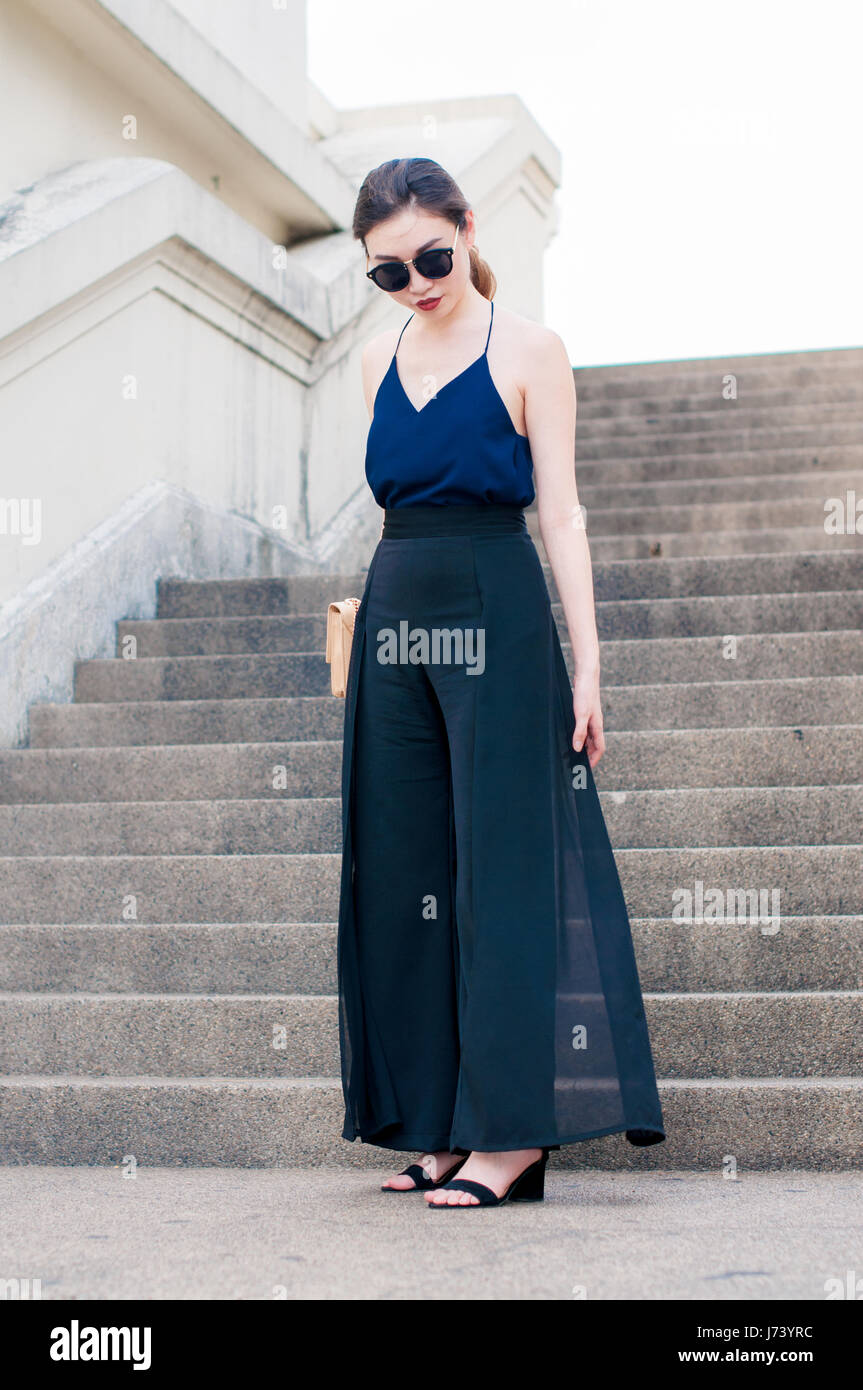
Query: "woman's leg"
351 628 462 1161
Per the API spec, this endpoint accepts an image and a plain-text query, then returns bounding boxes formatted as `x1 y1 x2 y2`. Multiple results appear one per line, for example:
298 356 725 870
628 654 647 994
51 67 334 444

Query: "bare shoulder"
493 304 571 376
362 324 401 366
492 305 574 415
360 325 401 418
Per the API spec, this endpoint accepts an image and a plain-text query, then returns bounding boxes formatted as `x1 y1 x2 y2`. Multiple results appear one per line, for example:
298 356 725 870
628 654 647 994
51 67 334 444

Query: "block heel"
508 1150 547 1202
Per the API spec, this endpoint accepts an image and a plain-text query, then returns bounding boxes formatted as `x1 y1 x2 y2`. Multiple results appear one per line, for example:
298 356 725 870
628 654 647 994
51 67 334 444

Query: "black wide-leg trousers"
337 504 665 1156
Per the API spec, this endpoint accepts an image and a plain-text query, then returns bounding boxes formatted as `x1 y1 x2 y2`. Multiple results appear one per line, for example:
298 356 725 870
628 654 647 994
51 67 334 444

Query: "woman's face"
365 208 474 317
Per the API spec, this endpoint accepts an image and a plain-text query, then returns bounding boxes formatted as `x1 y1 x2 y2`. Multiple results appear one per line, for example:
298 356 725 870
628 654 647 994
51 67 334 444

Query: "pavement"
1 1166 861 1300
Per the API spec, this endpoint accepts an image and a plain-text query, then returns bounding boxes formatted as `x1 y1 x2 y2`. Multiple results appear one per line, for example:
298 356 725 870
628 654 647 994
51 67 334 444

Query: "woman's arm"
361 334 393 539
523 327 606 769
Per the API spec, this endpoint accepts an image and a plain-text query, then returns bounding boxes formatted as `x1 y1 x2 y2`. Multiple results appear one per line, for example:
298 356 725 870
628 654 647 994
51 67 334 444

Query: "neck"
409 283 489 339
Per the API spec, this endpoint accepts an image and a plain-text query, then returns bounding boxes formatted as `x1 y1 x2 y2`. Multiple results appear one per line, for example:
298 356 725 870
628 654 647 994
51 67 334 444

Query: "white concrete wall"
0 0 347 240
0 292 309 603
0 160 369 610
168 0 308 128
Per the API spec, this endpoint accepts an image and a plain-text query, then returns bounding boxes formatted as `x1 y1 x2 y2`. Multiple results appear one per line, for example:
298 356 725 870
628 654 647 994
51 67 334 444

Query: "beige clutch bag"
325 597 361 697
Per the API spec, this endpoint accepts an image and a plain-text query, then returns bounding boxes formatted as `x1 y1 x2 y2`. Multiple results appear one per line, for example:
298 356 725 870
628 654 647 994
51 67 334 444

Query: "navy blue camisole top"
364 298 535 509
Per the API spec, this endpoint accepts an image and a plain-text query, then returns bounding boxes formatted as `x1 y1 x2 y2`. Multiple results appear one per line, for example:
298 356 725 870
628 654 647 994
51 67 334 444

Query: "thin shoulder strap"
483 298 495 354
393 313 414 361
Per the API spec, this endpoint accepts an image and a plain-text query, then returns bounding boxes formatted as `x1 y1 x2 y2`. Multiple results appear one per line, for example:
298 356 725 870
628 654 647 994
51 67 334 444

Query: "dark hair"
353 156 497 300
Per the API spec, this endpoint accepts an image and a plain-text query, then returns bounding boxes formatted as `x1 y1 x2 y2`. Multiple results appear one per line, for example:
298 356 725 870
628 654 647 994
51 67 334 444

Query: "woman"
337 156 665 1209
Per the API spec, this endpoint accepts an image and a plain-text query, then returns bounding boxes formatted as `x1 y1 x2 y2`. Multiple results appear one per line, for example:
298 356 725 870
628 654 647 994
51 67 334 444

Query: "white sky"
308 0 862 366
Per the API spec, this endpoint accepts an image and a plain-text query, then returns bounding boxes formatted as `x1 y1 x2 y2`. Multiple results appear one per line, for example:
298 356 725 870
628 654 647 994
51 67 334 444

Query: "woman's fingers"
572 709 590 752
587 717 606 769
573 697 606 768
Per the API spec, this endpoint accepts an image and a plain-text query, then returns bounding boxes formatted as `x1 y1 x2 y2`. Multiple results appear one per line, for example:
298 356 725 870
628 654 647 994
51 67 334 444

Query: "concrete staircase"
2 345 862 1168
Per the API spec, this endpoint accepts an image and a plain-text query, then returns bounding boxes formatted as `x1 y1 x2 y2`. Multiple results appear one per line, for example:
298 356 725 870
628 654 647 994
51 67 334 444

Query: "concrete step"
575 550 863 602
596 631 863 686
599 785 863 847
27 662 863 748
0 784 857 856
589 591 863 640
632 917 863 993
116 589 863 660
584 528 863 562
21 676 863 763
5 718 862 806
575 352 863 381
18 717 861 795
0 923 340 994
156 574 357 620
117 614 329 658
69 630 863 705
593 725 863 788
572 402 863 439
561 547 861 603
28 696 346 749
0 845 858 923
1 1075 861 1167
601 675 862 731
73 652 334 703
0 741 342 804
577 496 857 537
2 916 858 995
571 346 863 394
572 444 863 487
575 383 863 421
573 468 863 510
151 551 863 618
0 798 342 855
573 419 863 463
0 990 859 1079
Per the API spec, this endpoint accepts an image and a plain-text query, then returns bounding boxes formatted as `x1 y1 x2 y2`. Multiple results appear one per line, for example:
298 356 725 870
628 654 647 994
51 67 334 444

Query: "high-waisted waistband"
382 503 527 538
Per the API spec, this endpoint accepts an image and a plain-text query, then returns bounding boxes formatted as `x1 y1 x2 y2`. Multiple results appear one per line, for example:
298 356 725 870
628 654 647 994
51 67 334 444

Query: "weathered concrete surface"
0 1166 860 1301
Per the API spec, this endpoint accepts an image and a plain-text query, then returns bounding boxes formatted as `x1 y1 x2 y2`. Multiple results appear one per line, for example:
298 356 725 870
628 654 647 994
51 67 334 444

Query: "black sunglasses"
365 224 460 292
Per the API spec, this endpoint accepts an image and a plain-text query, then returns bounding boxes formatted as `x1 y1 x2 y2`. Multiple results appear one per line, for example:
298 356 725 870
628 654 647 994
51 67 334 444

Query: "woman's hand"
572 671 605 769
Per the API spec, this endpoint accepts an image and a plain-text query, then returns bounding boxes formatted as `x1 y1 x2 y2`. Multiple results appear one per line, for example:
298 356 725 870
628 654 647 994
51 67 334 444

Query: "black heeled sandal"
426 1148 550 1208
381 1152 468 1193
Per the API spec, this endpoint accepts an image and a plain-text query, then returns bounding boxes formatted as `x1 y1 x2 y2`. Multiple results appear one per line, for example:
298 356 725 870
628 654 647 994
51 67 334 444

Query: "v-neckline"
389 350 530 444
392 350 486 416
